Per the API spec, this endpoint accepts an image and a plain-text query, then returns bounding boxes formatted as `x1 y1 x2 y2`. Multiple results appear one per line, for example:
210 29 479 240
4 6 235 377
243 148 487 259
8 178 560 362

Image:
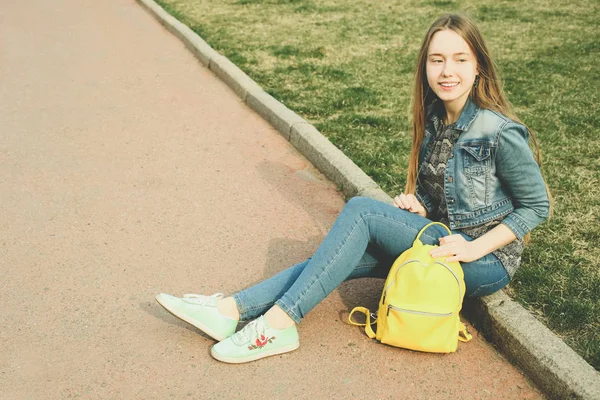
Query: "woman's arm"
495 122 550 240
430 121 550 263
429 224 516 263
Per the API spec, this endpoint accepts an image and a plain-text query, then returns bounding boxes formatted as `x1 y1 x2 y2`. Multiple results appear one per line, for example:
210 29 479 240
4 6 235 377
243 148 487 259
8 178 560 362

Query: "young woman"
156 14 550 364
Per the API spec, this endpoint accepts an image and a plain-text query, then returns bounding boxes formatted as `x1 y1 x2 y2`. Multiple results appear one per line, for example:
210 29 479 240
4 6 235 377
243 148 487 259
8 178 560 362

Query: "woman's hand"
429 234 479 263
394 193 427 217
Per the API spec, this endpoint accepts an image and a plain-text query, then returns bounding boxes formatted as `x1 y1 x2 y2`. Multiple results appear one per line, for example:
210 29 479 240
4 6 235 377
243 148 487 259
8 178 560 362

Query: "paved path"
0 0 543 398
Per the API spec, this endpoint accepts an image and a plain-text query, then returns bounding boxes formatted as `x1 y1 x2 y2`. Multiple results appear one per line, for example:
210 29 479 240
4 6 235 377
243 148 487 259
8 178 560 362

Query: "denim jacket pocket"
460 144 492 209
462 144 491 173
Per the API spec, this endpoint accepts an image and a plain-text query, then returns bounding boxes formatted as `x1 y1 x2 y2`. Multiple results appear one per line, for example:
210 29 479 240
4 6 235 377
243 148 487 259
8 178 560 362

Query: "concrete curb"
136 0 600 398
209 55 264 102
136 0 217 67
247 91 306 141
463 292 600 399
289 122 380 198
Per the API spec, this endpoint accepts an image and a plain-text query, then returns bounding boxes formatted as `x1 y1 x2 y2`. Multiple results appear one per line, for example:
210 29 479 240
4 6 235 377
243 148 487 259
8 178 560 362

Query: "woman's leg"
464 256 509 297
231 244 391 322
225 229 508 322
273 196 446 323
211 197 447 363
229 224 510 323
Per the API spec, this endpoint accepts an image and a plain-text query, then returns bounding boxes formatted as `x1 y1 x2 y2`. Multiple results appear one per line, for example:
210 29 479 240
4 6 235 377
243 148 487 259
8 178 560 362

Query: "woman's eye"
458 59 467 63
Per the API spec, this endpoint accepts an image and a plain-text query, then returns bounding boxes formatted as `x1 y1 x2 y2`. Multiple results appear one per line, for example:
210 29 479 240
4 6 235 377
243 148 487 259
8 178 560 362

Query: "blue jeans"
232 197 509 323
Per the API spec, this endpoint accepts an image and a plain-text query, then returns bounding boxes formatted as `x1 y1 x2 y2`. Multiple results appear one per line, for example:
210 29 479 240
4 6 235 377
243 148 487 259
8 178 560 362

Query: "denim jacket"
415 98 550 240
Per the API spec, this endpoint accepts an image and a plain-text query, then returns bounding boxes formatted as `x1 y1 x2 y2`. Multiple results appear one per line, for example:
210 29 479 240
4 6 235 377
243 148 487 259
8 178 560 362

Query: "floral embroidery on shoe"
247 334 276 350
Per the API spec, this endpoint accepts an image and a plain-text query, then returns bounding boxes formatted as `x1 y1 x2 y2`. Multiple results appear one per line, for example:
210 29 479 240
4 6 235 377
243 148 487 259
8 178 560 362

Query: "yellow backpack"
349 222 472 353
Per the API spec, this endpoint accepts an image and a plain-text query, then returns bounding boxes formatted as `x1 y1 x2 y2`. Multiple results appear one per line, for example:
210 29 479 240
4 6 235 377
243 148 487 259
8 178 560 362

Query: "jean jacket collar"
426 97 480 132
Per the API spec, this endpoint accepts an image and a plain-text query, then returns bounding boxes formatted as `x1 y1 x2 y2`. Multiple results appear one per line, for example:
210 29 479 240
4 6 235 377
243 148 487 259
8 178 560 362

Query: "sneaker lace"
231 316 266 346
182 293 224 306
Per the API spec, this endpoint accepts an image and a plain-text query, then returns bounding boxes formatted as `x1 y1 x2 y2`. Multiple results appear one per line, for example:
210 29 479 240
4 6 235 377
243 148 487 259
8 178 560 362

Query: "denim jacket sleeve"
496 122 550 239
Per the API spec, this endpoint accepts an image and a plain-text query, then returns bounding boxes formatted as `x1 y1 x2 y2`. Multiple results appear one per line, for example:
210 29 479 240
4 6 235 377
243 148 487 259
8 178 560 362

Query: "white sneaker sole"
155 294 228 341
211 342 300 364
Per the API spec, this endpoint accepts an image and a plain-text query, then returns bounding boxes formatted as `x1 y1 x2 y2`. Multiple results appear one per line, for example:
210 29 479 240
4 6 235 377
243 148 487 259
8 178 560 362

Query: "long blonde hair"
405 14 551 240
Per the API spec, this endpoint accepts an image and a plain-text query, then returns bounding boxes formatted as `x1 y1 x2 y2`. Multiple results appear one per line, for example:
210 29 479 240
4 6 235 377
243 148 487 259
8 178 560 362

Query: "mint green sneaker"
155 293 237 341
211 316 299 364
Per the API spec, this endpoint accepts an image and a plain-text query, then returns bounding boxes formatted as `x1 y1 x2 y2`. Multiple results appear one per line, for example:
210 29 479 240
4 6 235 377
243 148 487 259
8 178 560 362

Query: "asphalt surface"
1 0 544 398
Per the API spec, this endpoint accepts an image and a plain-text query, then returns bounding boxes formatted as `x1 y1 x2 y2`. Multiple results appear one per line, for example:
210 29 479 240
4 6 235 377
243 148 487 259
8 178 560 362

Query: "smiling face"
426 29 479 117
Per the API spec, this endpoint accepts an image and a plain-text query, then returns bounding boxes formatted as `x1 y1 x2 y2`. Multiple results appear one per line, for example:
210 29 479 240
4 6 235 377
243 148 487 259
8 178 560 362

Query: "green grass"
156 0 600 370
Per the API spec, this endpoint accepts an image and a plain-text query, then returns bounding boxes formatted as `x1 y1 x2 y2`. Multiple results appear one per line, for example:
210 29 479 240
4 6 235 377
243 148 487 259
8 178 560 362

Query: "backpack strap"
348 307 377 339
458 322 473 342
415 222 452 244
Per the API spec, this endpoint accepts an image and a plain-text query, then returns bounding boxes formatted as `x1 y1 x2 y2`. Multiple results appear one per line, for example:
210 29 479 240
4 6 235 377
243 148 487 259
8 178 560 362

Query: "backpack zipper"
382 259 419 304
387 304 452 317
